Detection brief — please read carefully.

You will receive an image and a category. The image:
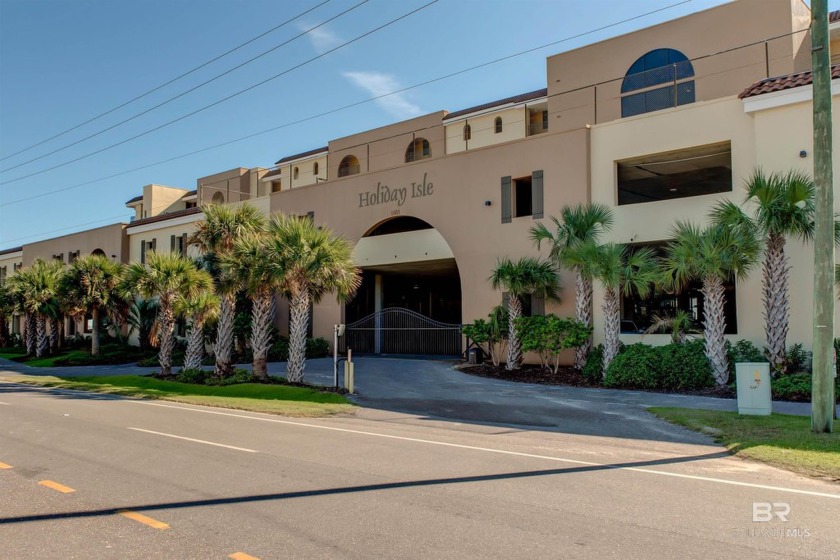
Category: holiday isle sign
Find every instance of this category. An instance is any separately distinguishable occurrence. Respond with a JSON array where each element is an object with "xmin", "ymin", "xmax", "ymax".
[{"xmin": 358, "ymin": 172, "xmax": 434, "ymax": 208}]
